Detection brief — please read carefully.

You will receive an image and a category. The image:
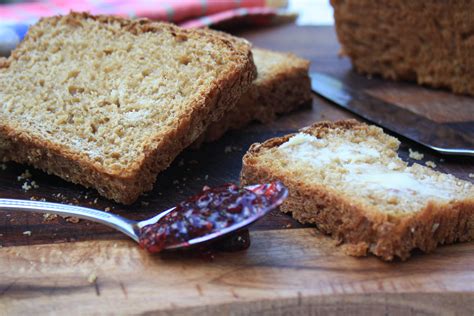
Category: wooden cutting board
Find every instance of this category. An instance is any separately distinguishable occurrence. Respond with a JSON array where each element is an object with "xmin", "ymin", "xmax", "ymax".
[{"xmin": 1, "ymin": 25, "xmax": 473, "ymax": 315}]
